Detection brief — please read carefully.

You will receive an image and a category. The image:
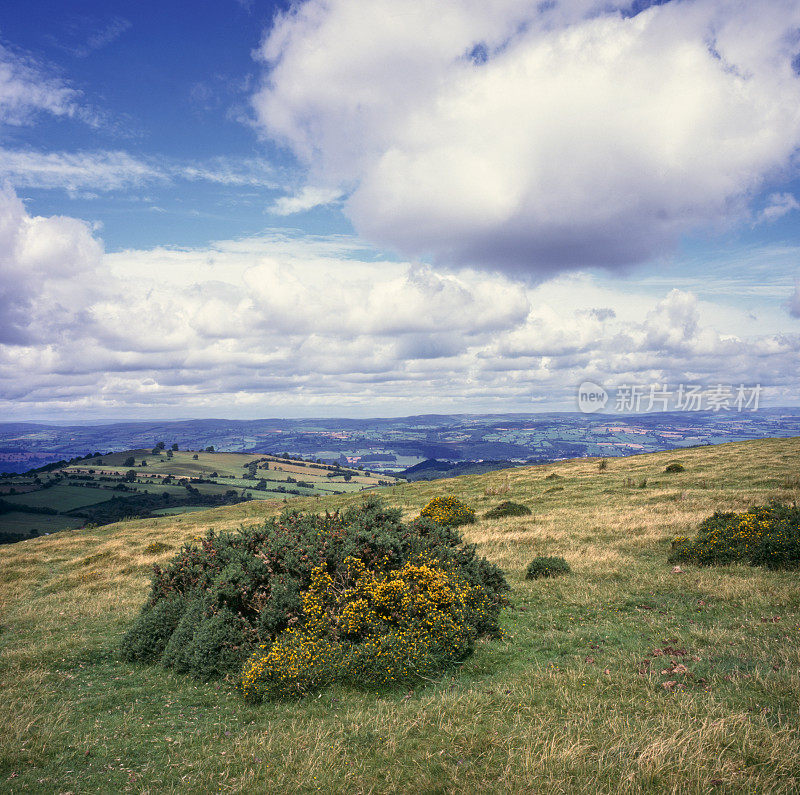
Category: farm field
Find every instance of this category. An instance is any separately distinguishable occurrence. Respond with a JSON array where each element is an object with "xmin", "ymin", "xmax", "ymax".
[
  {"xmin": 3, "ymin": 484, "xmax": 116, "ymax": 512},
  {"xmin": 0, "ymin": 511, "xmax": 83, "ymax": 537},
  {"xmin": 0, "ymin": 448, "xmax": 400, "ymax": 542},
  {"xmin": 1, "ymin": 437, "xmax": 799, "ymax": 792}
]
